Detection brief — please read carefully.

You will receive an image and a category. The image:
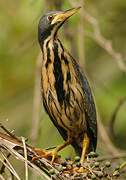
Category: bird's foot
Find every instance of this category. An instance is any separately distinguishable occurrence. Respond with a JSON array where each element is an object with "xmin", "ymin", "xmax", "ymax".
[
  {"xmin": 32, "ymin": 148, "xmax": 61, "ymax": 165},
  {"xmin": 74, "ymin": 166, "xmax": 86, "ymax": 173},
  {"xmin": 62, "ymin": 162, "xmax": 86, "ymax": 174}
]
